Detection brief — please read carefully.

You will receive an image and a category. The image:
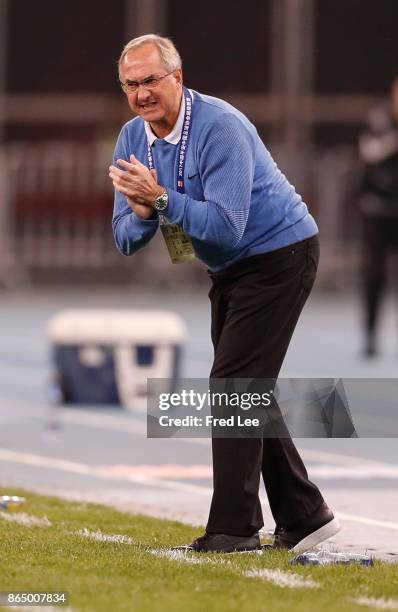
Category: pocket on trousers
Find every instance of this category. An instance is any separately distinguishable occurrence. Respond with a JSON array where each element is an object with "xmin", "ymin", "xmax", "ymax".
[{"xmin": 301, "ymin": 241, "xmax": 320, "ymax": 294}]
